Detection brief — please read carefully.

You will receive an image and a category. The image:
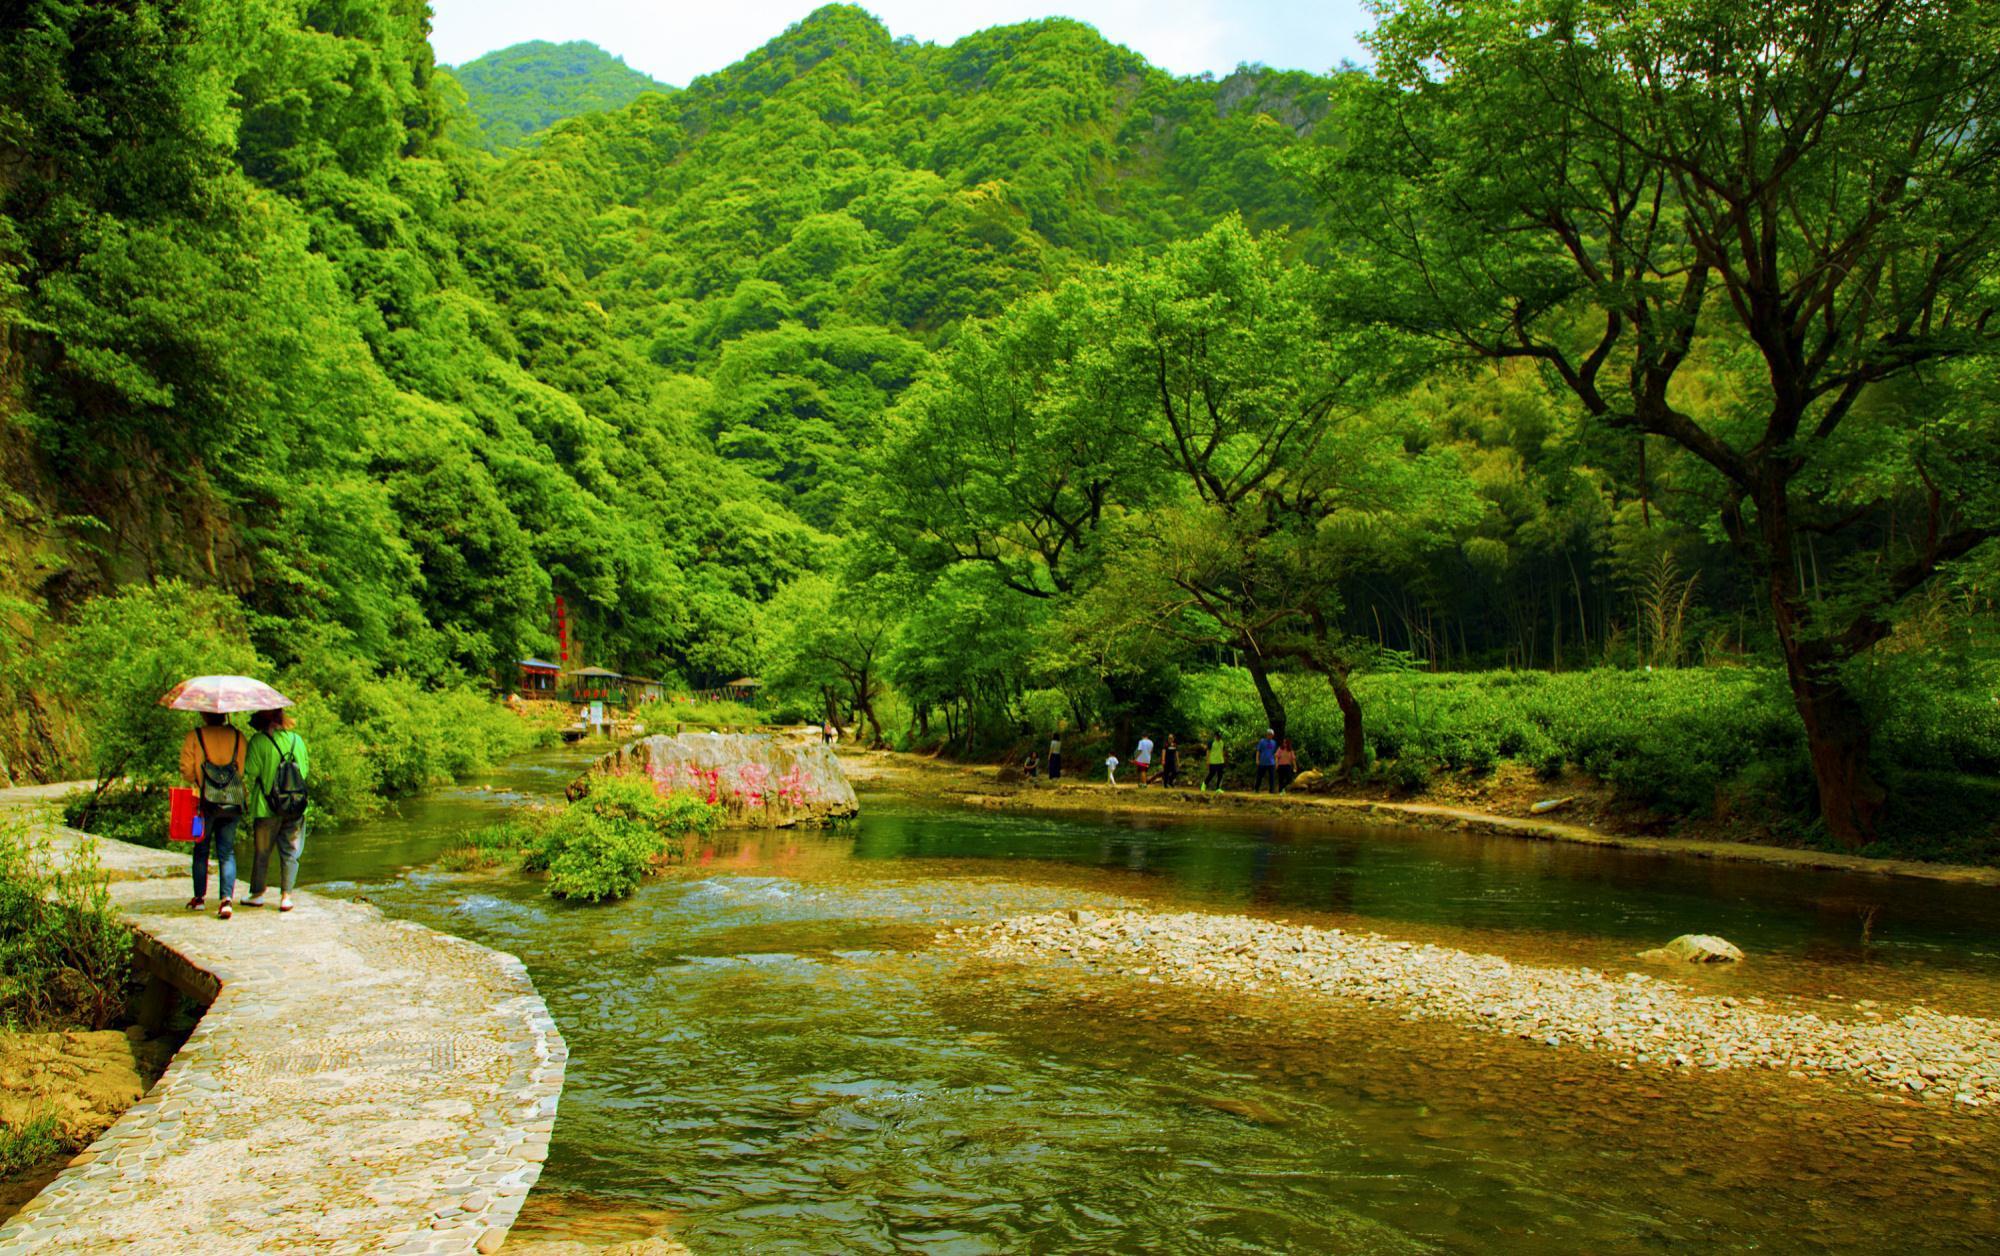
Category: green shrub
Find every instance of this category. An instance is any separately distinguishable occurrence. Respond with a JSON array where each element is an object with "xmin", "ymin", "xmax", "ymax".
[
  {"xmin": 666, "ymin": 699, "xmax": 769, "ymax": 730},
  {"xmin": 61, "ymin": 787, "xmax": 169, "ymax": 849},
  {"xmin": 479, "ymin": 774, "xmax": 722, "ymax": 901},
  {"xmin": 1378, "ymin": 755, "xmax": 1434, "ymax": 795},
  {"xmin": 0, "ymin": 815, "xmax": 132, "ymax": 1031},
  {"xmin": 52, "ymin": 583, "xmax": 261, "ymax": 790},
  {"xmin": 542, "ymin": 809, "xmax": 656, "ymax": 902}
]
